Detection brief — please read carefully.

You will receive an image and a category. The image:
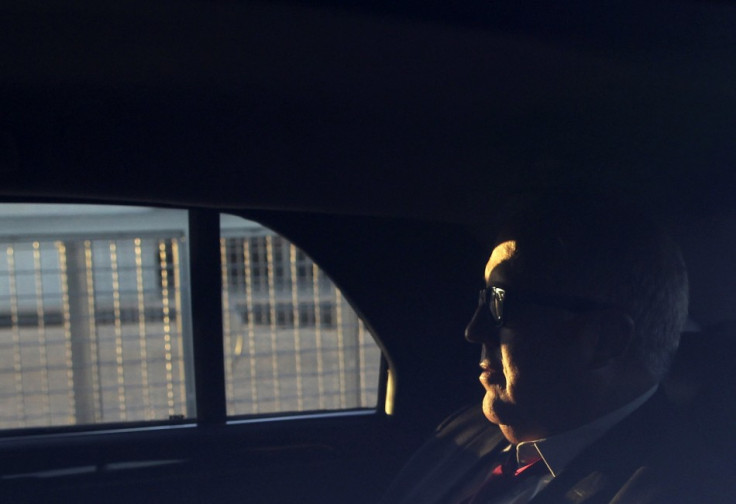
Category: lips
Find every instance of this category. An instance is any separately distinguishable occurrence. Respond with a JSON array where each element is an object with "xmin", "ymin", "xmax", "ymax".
[{"xmin": 479, "ymin": 360, "xmax": 504, "ymax": 386}]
